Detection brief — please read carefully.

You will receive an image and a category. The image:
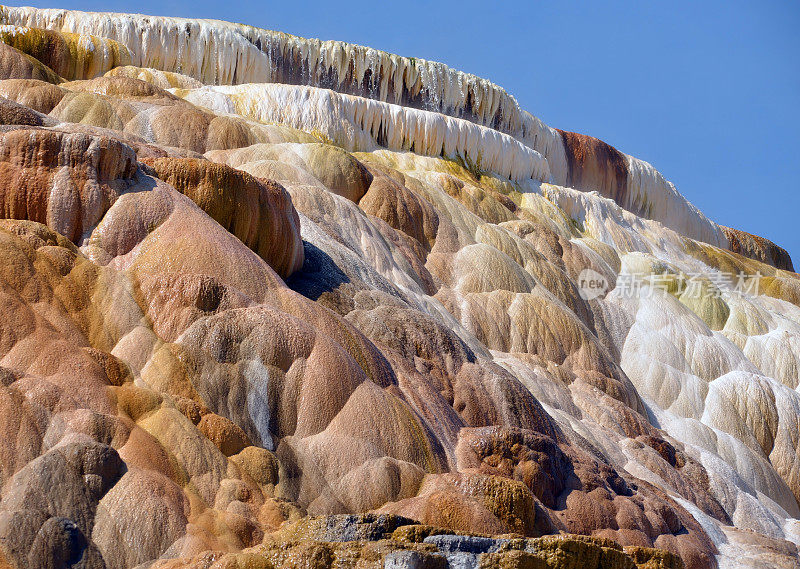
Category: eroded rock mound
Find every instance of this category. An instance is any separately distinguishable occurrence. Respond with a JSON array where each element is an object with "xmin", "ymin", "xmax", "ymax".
[
  {"xmin": 0, "ymin": 25, "xmax": 130, "ymax": 80},
  {"xmin": 143, "ymin": 156, "xmax": 304, "ymax": 278},
  {"xmin": 0, "ymin": 41, "xmax": 61, "ymax": 83},
  {"xmin": 0, "ymin": 128, "xmax": 137, "ymax": 241},
  {"xmin": 722, "ymin": 225, "xmax": 794, "ymax": 271}
]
